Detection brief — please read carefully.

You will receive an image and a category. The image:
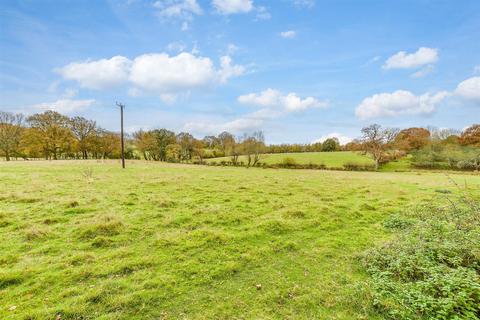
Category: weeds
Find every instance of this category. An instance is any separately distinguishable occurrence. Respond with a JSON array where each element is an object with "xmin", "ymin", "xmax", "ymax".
[{"xmin": 362, "ymin": 186, "xmax": 480, "ymax": 319}]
